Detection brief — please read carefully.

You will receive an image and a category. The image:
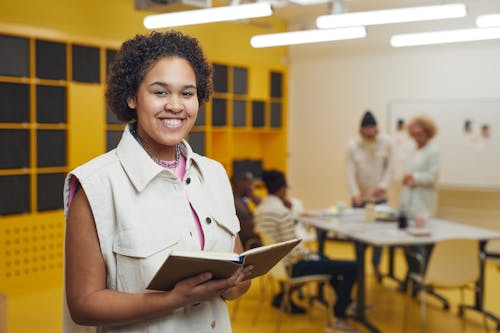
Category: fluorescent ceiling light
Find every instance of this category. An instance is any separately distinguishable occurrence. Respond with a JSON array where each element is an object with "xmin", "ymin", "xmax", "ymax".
[
  {"xmin": 250, "ymin": 26, "xmax": 366, "ymax": 48},
  {"xmin": 143, "ymin": 3, "xmax": 272, "ymax": 29},
  {"xmin": 390, "ymin": 27, "xmax": 500, "ymax": 47},
  {"xmin": 289, "ymin": 0, "xmax": 330, "ymax": 5},
  {"xmin": 476, "ymin": 13, "xmax": 500, "ymax": 28},
  {"xmin": 316, "ymin": 3, "xmax": 466, "ymax": 29}
]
